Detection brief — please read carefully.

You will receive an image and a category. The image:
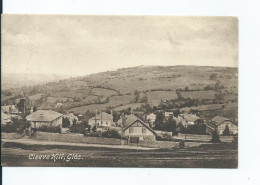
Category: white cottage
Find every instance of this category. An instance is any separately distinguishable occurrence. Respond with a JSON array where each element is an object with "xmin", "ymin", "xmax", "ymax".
[
  {"xmin": 26, "ymin": 109, "xmax": 63, "ymax": 128},
  {"xmin": 206, "ymin": 116, "xmax": 238, "ymax": 135},
  {"xmin": 88, "ymin": 112, "xmax": 114, "ymax": 128},
  {"xmin": 122, "ymin": 114, "xmax": 157, "ymax": 141}
]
